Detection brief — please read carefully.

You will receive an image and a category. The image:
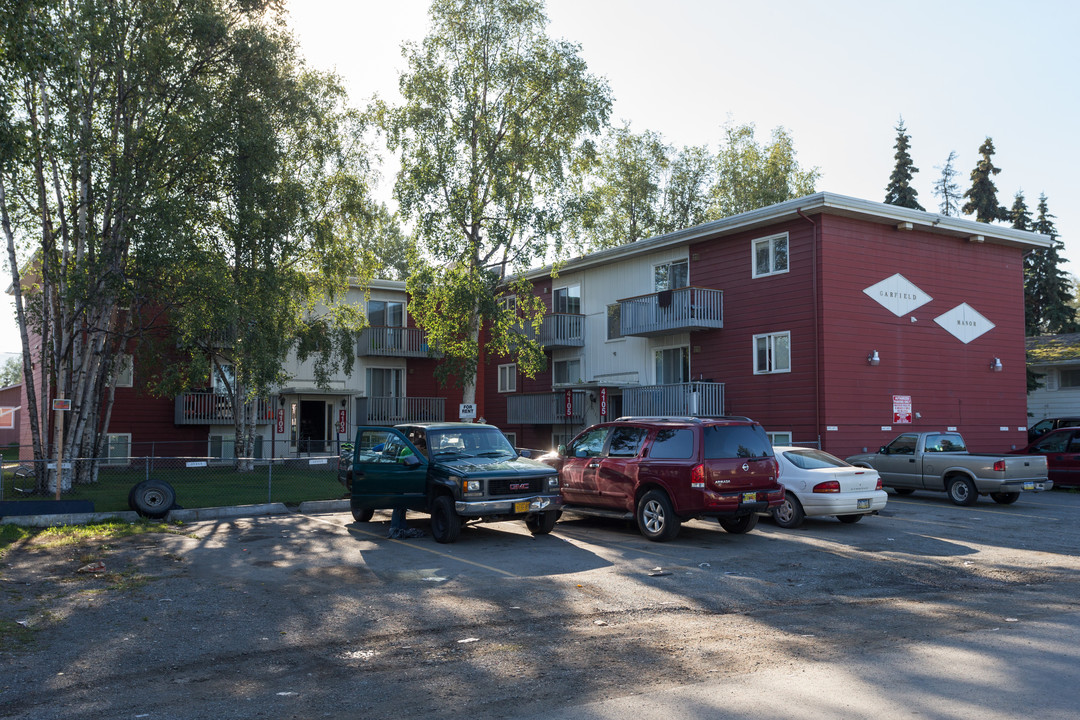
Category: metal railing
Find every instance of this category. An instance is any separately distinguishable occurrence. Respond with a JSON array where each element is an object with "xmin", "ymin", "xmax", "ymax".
[
  {"xmin": 622, "ymin": 382, "xmax": 725, "ymax": 417},
  {"xmin": 506, "ymin": 391, "xmax": 587, "ymax": 425},
  {"xmin": 356, "ymin": 326, "xmax": 439, "ymax": 358},
  {"xmin": 357, "ymin": 396, "xmax": 445, "ymax": 425},
  {"xmin": 619, "ymin": 286, "xmax": 723, "ymax": 337},
  {"xmin": 174, "ymin": 392, "xmax": 270, "ymax": 426}
]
